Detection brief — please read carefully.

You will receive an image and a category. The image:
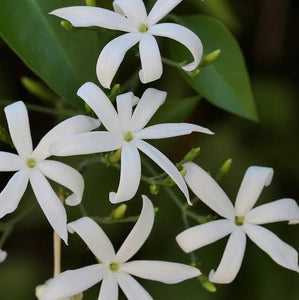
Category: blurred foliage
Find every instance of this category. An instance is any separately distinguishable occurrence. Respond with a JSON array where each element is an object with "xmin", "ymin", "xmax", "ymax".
[{"xmin": 0, "ymin": 0, "xmax": 299, "ymax": 299}]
